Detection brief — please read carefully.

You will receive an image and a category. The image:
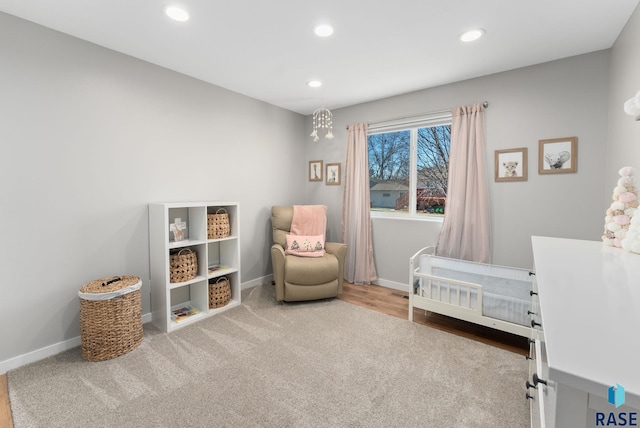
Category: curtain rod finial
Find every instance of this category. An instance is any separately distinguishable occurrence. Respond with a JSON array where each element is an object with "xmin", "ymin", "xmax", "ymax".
[{"xmin": 483, "ymin": 101, "xmax": 489, "ymax": 108}]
